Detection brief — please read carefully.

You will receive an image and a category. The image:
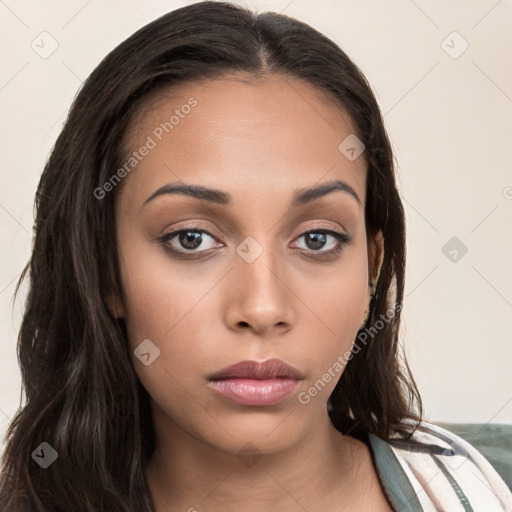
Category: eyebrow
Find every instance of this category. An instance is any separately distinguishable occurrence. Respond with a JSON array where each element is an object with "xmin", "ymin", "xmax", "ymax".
[{"xmin": 143, "ymin": 179, "xmax": 361, "ymax": 208}]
